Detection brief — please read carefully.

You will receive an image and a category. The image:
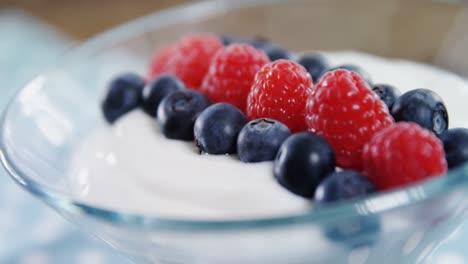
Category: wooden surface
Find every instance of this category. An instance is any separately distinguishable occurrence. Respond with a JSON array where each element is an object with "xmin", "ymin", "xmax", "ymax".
[
  {"xmin": 2, "ymin": 0, "xmax": 467, "ymax": 75},
  {"xmin": 0, "ymin": 0, "xmax": 190, "ymax": 39}
]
